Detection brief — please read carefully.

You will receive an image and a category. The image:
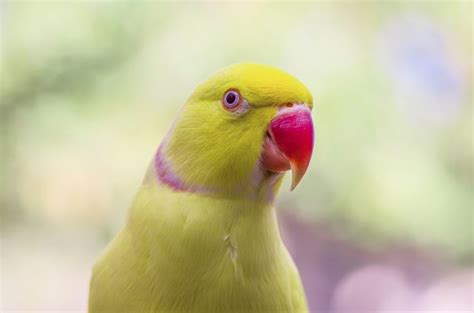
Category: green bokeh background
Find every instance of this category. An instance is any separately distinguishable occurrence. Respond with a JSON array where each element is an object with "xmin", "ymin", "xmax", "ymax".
[{"xmin": 1, "ymin": 2, "xmax": 472, "ymax": 312}]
